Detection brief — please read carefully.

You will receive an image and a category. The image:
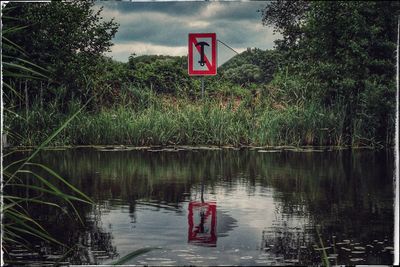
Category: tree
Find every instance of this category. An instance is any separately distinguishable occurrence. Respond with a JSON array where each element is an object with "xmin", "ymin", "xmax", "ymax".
[
  {"xmin": 3, "ymin": 1, "xmax": 119, "ymax": 105},
  {"xmin": 224, "ymin": 64, "xmax": 262, "ymax": 85},
  {"xmin": 127, "ymin": 55, "xmax": 192, "ymax": 94},
  {"xmin": 262, "ymin": 1, "xmax": 399, "ymax": 146},
  {"xmin": 262, "ymin": 0, "xmax": 310, "ymax": 53},
  {"xmin": 220, "ymin": 48, "xmax": 282, "ymax": 84}
]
